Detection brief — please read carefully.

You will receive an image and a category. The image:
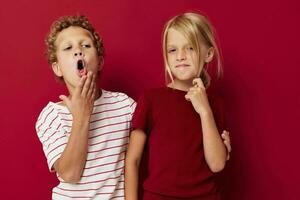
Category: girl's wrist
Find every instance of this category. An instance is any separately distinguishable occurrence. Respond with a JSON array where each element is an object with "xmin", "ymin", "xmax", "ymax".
[{"xmin": 198, "ymin": 108, "xmax": 213, "ymax": 118}]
